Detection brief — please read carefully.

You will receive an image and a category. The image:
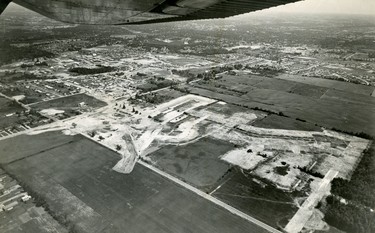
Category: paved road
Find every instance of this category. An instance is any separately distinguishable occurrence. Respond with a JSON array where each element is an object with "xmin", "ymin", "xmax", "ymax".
[{"xmin": 284, "ymin": 169, "xmax": 339, "ymax": 233}]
